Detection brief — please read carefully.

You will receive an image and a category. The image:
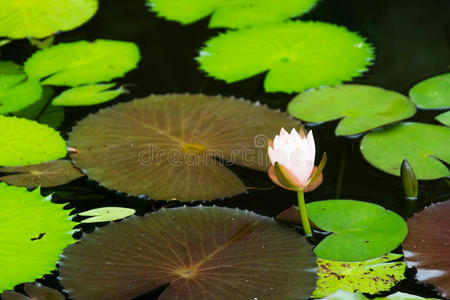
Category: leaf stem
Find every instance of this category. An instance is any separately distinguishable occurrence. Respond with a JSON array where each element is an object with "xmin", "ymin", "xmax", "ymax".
[{"xmin": 297, "ymin": 189, "xmax": 312, "ymax": 236}]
